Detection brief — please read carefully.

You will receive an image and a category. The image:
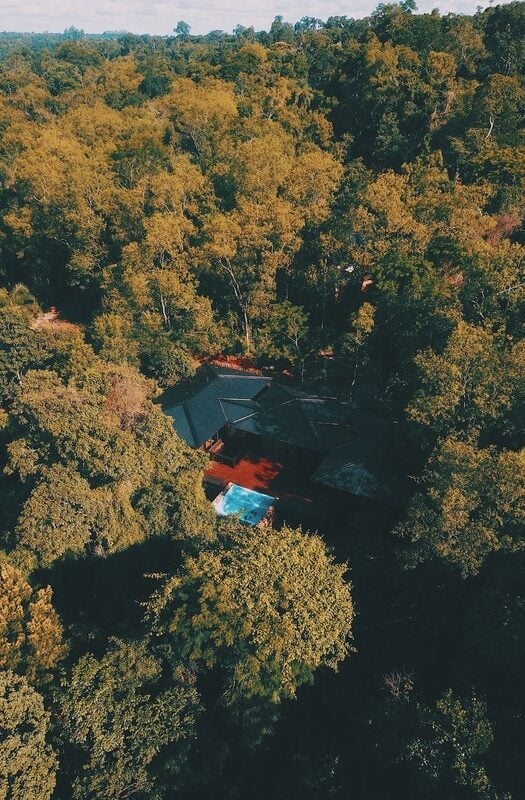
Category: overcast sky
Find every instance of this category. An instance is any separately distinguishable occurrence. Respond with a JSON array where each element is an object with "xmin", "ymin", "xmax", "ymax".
[{"xmin": 0, "ymin": 0, "xmax": 509, "ymax": 36}]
